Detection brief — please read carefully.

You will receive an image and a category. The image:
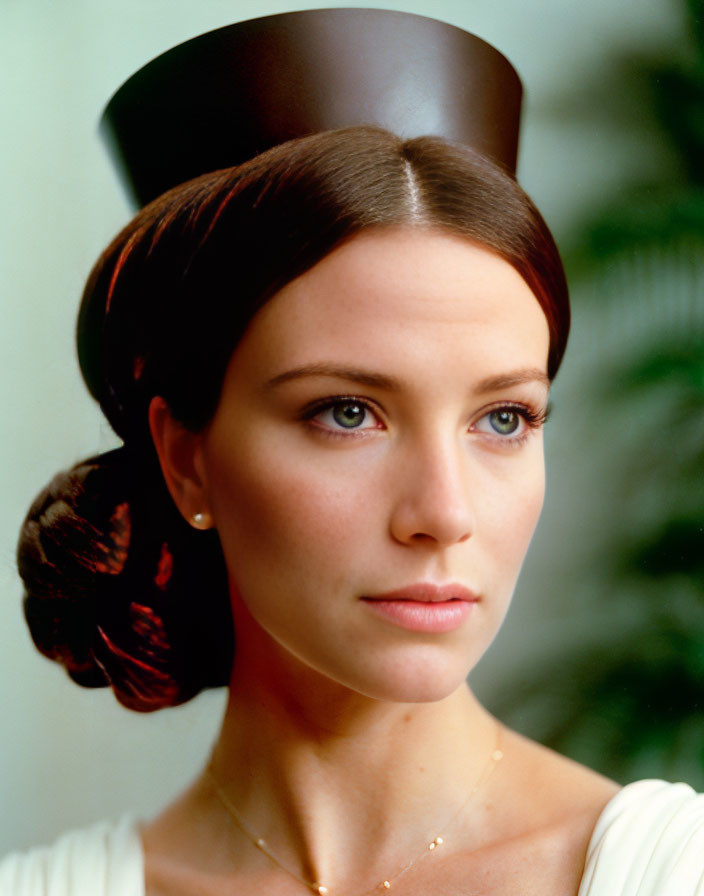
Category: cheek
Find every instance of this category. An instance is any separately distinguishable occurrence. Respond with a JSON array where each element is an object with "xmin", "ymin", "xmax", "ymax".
[
  {"xmin": 481, "ymin": 448, "xmax": 545, "ymax": 581},
  {"xmin": 203, "ymin": 434, "xmax": 379, "ymax": 594},
  {"xmin": 204, "ymin": 416, "xmax": 546, "ymax": 610}
]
